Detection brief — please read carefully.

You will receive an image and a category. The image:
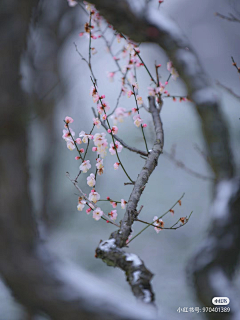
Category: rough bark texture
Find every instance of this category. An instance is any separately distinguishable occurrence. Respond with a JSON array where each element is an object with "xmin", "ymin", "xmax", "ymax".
[{"xmin": 95, "ymin": 96, "xmax": 163, "ymax": 303}]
